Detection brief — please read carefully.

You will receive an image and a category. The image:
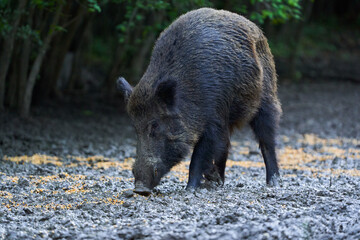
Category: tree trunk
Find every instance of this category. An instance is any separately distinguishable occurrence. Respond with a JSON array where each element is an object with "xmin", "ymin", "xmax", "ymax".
[
  {"xmin": 49, "ymin": 3, "xmax": 87, "ymax": 97},
  {"xmin": 7, "ymin": 45, "xmax": 20, "ymax": 108},
  {"xmin": 38, "ymin": 3, "xmax": 80, "ymax": 99},
  {"xmin": 104, "ymin": 7, "xmax": 138, "ymax": 96},
  {"xmin": 67, "ymin": 14, "xmax": 93, "ymax": 91},
  {"xmin": 18, "ymin": 7, "xmax": 34, "ymax": 112},
  {"xmin": 20, "ymin": 4, "xmax": 63, "ymax": 117},
  {"xmin": 0, "ymin": 0, "xmax": 27, "ymax": 110}
]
